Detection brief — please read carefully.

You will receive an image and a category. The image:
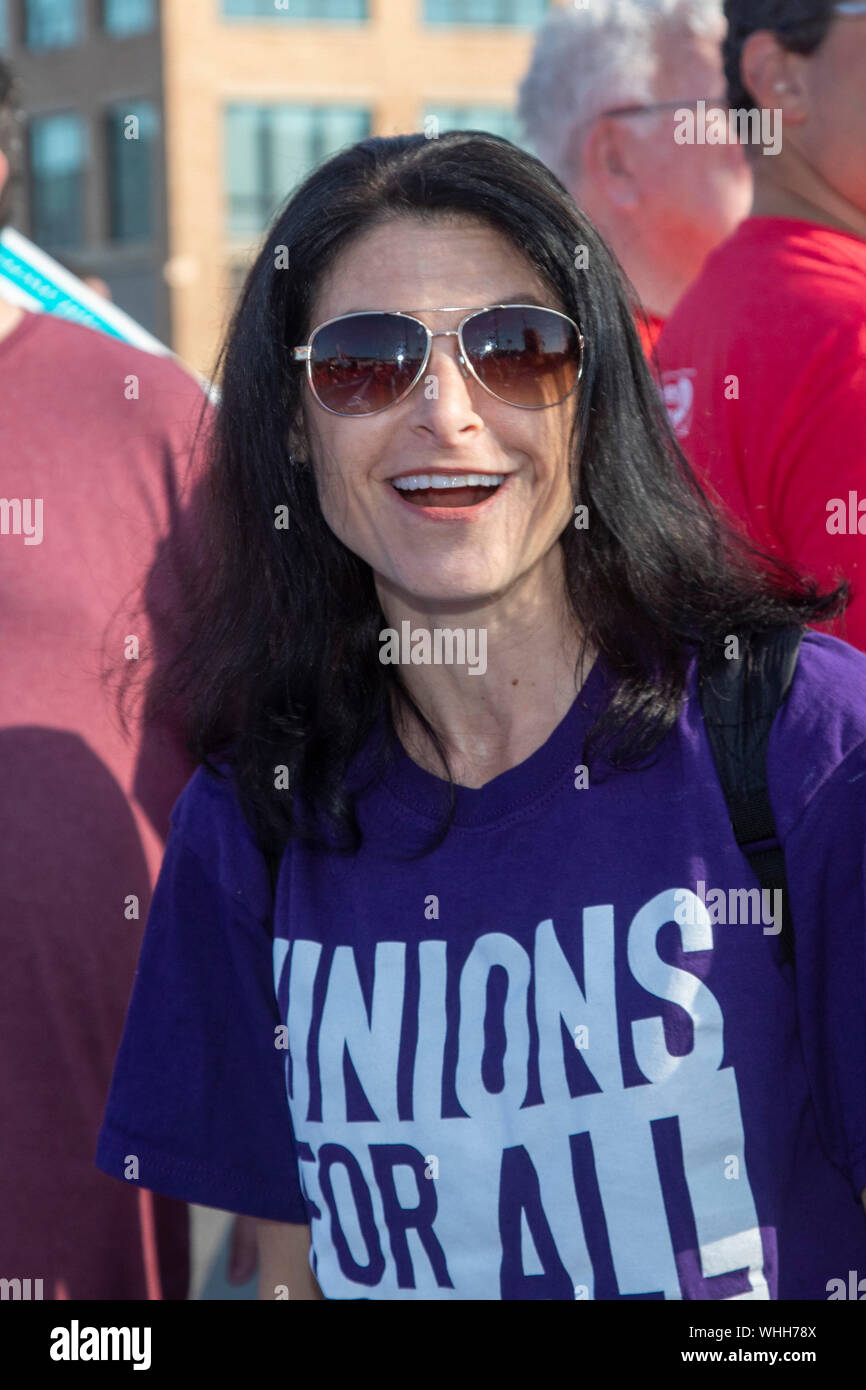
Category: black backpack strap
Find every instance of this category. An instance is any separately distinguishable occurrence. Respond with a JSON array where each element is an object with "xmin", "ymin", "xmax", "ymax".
[
  {"xmin": 698, "ymin": 626, "xmax": 804, "ymax": 964},
  {"xmin": 265, "ymin": 849, "xmax": 279, "ymax": 899}
]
